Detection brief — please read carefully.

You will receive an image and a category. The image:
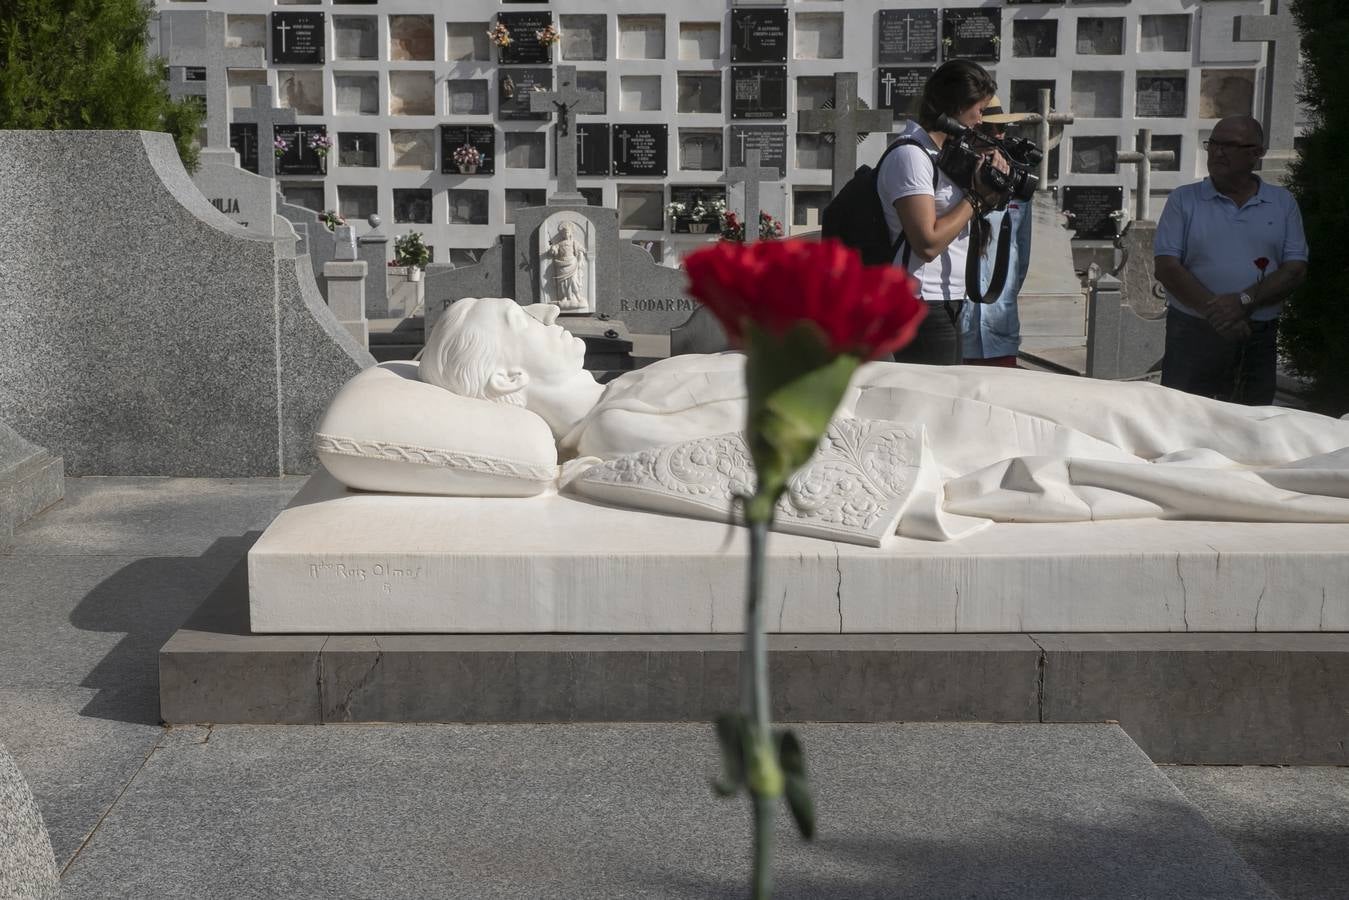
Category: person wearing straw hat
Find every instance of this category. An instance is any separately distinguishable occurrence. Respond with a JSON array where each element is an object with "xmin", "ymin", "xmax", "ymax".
[{"xmin": 960, "ymin": 95, "xmax": 1035, "ymax": 367}]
